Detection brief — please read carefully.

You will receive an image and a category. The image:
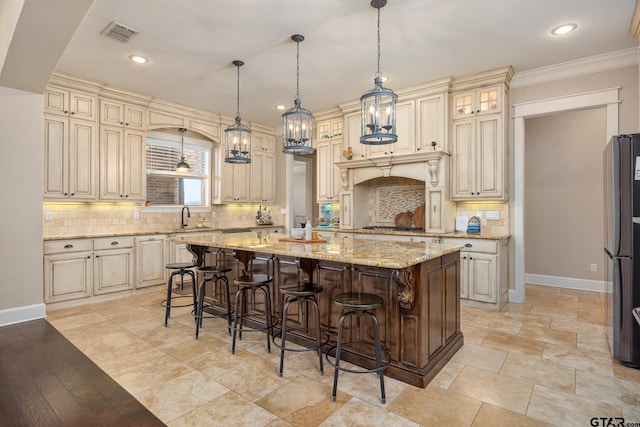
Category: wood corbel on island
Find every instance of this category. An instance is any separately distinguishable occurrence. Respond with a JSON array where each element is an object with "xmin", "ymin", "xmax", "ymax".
[{"xmin": 179, "ymin": 231, "xmax": 463, "ymax": 388}]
